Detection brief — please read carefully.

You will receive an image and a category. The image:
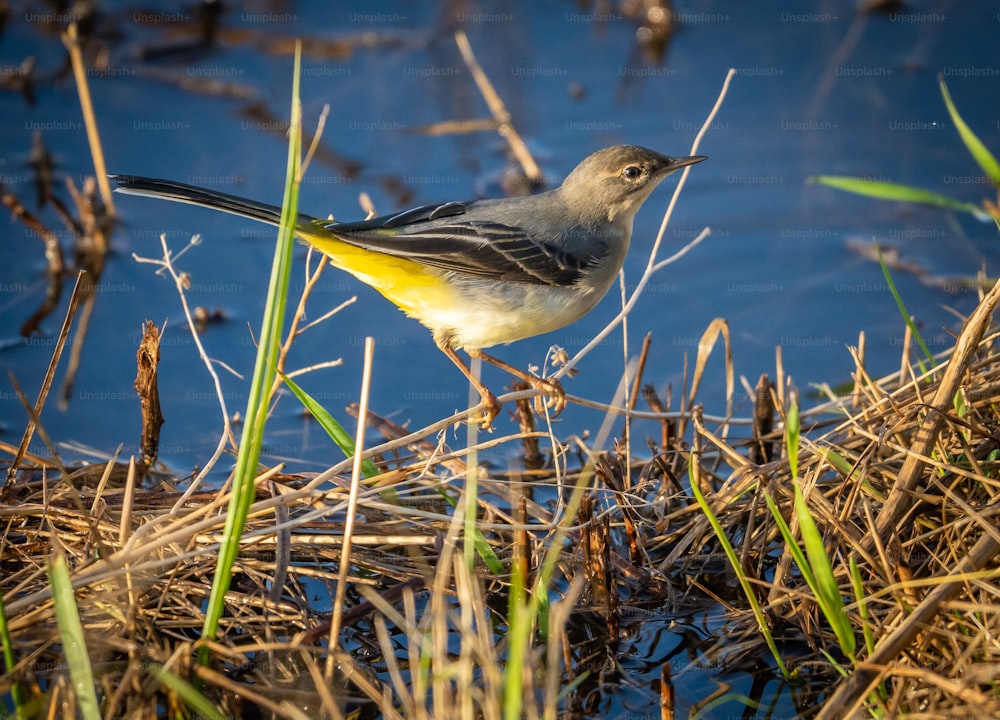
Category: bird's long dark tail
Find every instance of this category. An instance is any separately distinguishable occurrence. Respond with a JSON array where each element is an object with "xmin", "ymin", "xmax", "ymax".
[
  {"xmin": 110, "ymin": 175, "xmax": 316, "ymax": 228},
  {"xmin": 111, "ymin": 174, "xmax": 442, "ymax": 310}
]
